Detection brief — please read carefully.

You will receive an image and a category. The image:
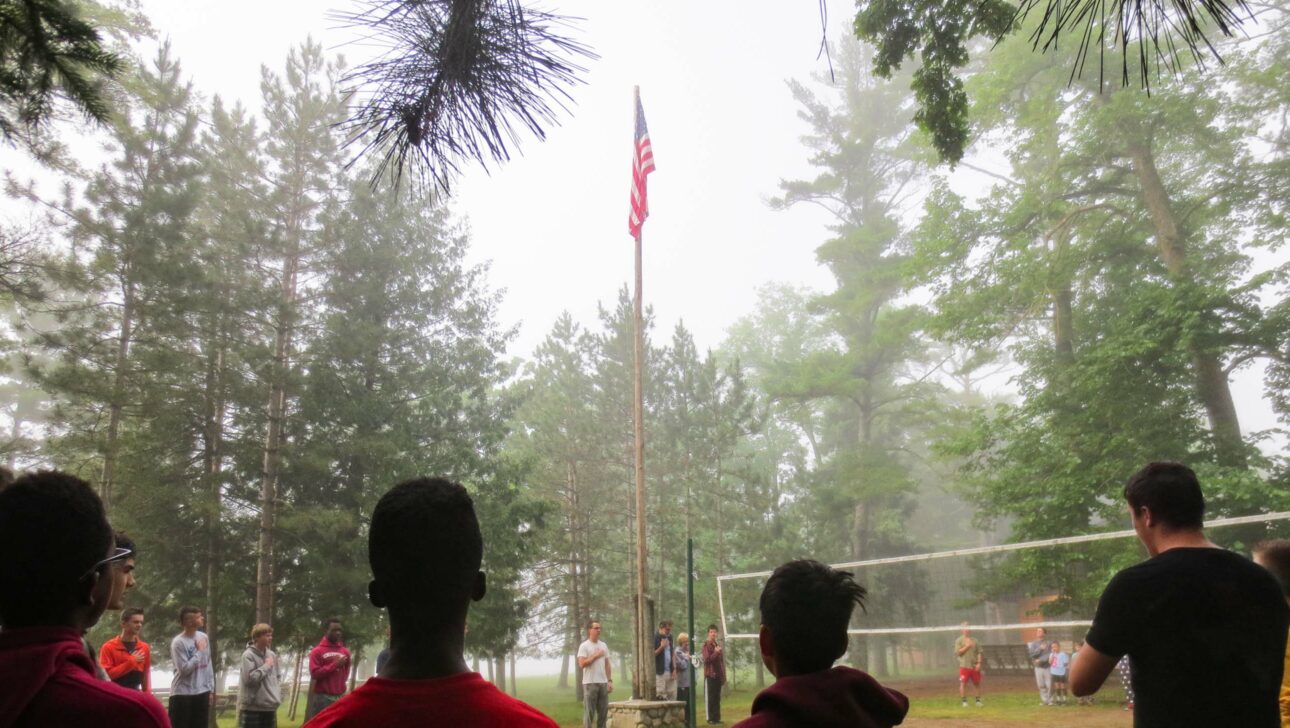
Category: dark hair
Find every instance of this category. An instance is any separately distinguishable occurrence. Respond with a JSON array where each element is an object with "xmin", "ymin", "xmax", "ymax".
[
  {"xmin": 178, "ymin": 605, "xmax": 202, "ymax": 625},
  {"xmin": 114, "ymin": 531, "xmax": 136, "ymax": 558},
  {"xmin": 707, "ymin": 624, "xmax": 718, "ymax": 633},
  {"xmin": 322, "ymin": 617, "xmax": 342, "ymax": 632},
  {"xmin": 659, "ymin": 619, "xmax": 671, "ymax": 628},
  {"xmin": 759, "ymin": 559, "xmax": 868, "ymax": 674},
  {"xmin": 1123, "ymin": 462, "xmax": 1205, "ymax": 530},
  {"xmin": 1254, "ymin": 540, "xmax": 1290, "ymax": 598},
  {"xmin": 122, "ymin": 607, "xmax": 145, "ymax": 623},
  {"xmin": 0, "ymin": 470, "xmax": 113, "ymax": 627},
  {"xmin": 369, "ymin": 477, "xmax": 483, "ymax": 616},
  {"xmin": 587, "ymin": 620, "xmax": 600, "ymax": 631}
]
